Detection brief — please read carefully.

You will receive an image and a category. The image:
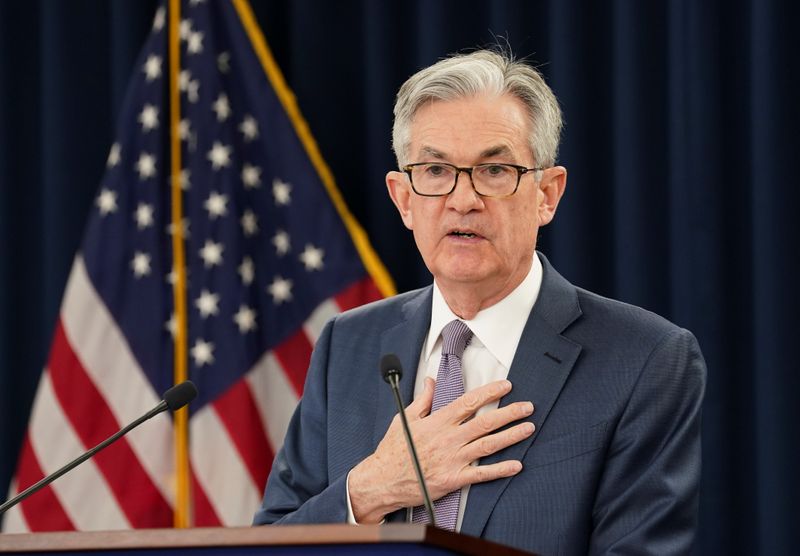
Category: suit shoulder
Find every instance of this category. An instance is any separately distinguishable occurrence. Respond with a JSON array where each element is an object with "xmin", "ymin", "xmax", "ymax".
[
  {"xmin": 331, "ymin": 286, "xmax": 430, "ymax": 330},
  {"xmin": 572, "ymin": 287, "xmax": 696, "ymax": 348}
]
